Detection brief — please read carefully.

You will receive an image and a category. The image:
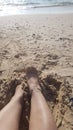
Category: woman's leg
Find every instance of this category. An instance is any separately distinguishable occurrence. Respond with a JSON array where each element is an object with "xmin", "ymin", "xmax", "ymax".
[
  {"xmin": 26, "ymin": 67, "xmax": 57, "ymax": 130},
  {"xmin": 0, "ymin": 85, "xmax": 24, "ymax": 130}
]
